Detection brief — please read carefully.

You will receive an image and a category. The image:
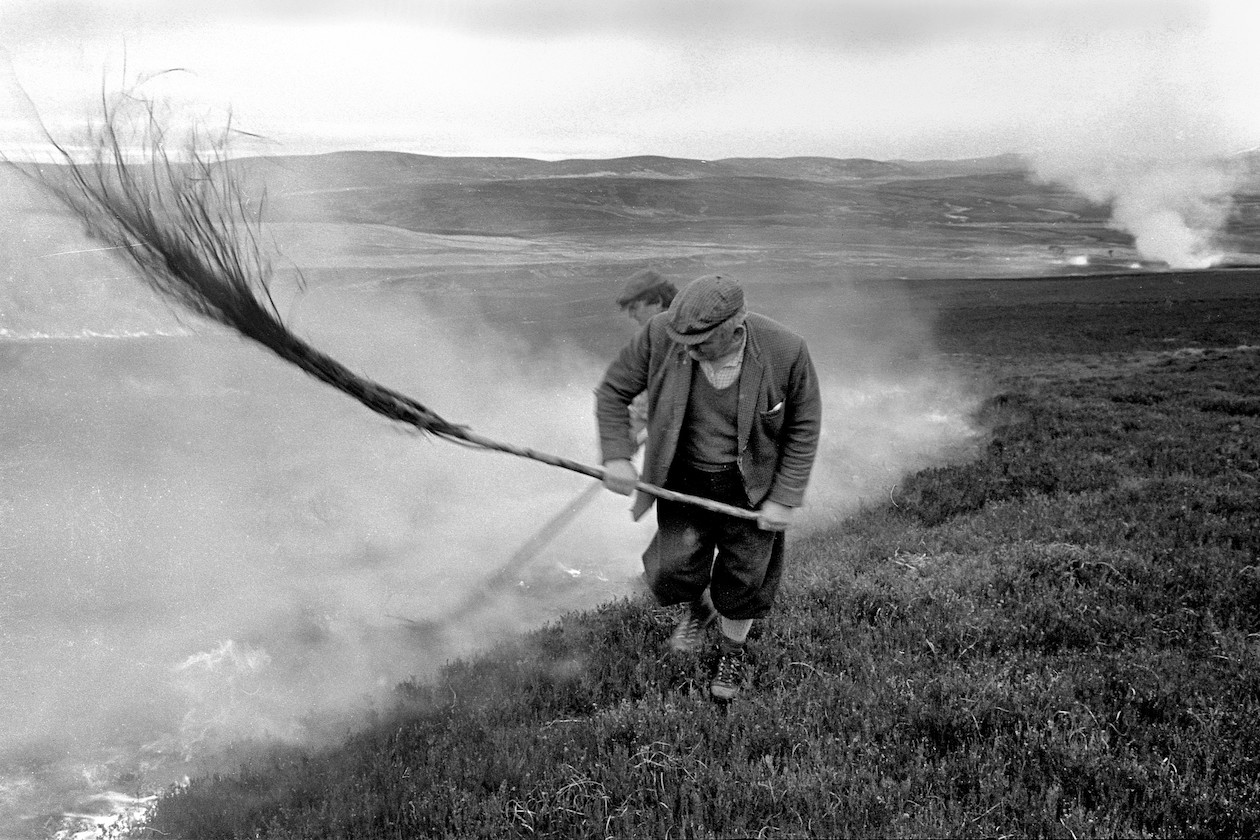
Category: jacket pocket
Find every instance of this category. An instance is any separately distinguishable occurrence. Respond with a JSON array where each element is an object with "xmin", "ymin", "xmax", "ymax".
[{"xmin": 758, "ymin": 400, "xmax": 785, "ymax": 437}]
